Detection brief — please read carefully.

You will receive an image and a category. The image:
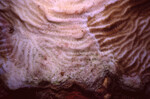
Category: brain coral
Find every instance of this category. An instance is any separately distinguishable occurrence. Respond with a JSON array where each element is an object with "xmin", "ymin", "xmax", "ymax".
[{"xmin": 0, "ymin": 0, "xmax": 150, "ymax": 98}]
